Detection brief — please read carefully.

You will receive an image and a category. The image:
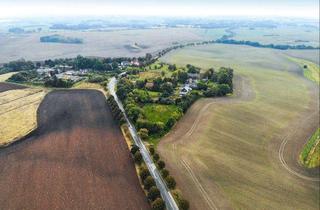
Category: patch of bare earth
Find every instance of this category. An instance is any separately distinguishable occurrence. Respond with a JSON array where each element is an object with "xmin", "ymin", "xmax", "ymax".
[{"xmin": 0, "ymin": 90, "xmax": 149, "ymax": 210}]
